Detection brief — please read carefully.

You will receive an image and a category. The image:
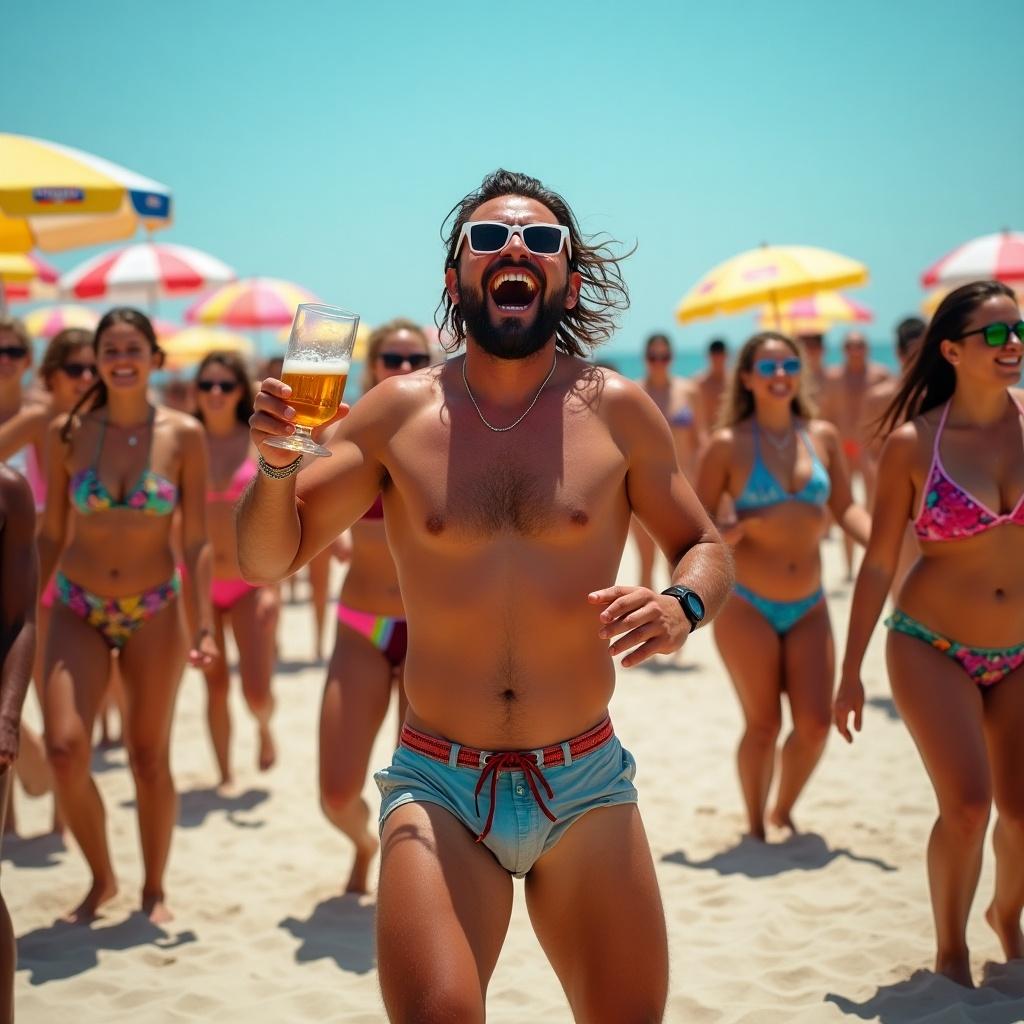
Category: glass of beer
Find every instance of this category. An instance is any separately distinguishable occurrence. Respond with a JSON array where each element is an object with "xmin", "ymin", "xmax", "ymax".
[{"xmin": 264, "ymin": 303, "xmax": 359, "ymax": 459}]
